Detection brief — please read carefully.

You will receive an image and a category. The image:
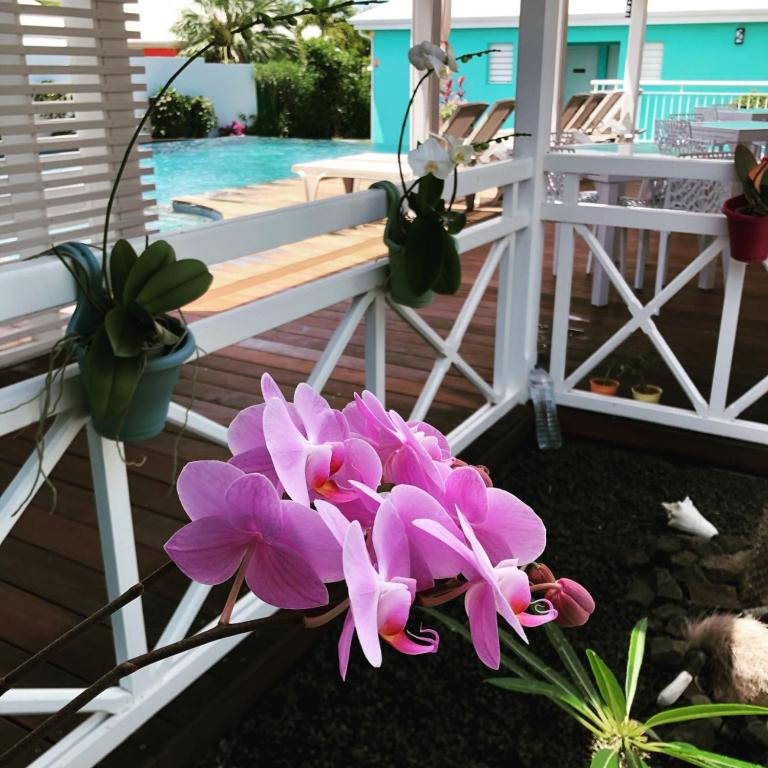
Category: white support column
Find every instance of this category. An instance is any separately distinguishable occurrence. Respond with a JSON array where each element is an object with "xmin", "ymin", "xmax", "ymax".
[
  {"xmin": 365, "ymin": 290, "xmax": 387, "ymax": 403},
  {"xmin": 507, "ymin": 0, "xmax": 561, "ymax": 394},
  {"xmin": 87, "ymin": 425, "xmax": 148, "ymax": 694},
  {"xmin": 621, "ymin": 0, "xmax": 648, "ymax": 139},
  {"xmin": 551, "ymin": 0, "xmax": 570, "ymax": 134},
  {"xmin": 410, "ymin": 0, "xmax": 441, "ymax": 148}
]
